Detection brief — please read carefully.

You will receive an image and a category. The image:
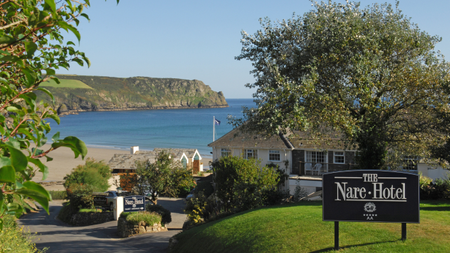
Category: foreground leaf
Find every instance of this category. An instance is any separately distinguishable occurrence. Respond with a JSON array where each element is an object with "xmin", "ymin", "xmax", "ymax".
[
  {"xmin": 52, "ymin": 136, "xmax": 88, "ymax": 159},
  {"xmin": 0, "ymin": 166, "xmax": 15, "ymax": 183}
]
